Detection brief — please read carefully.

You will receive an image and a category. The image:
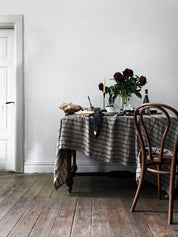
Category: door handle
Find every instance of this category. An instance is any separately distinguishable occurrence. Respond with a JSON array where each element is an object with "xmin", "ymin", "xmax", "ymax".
[{"xmin": 5, "ymin": 101, "xmax": 15, "ymax": 104}]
